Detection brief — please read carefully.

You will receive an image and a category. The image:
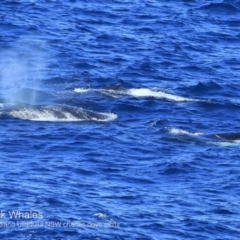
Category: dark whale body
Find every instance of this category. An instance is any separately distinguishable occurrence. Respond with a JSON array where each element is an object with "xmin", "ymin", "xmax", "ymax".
[
  {"xmin": 103, "ymin": 84, "xmax": 121, "ymax": 91},
  {"xmin": 1, "ymin": 105, "xmax": 111, "ymax": 121},
  {"xmin": 205, "ymin": 132, "xmax": 240, "ymax": 141}
]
